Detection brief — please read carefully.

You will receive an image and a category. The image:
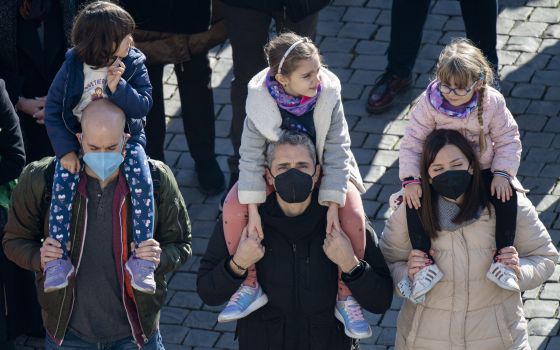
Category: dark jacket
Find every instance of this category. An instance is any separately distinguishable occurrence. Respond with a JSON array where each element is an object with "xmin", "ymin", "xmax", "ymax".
[
  {"xmin": 44, "ymin": 47, "xmax": 152, "ymax": 158},
  {"xmin": 0, "ymin": 79, "xmax": 25, "ymax": 186},
  {"xmin": 197, "ymin": 190, "xmax": 393, "ymax": 350},
  {"xmin": 2, "ymin": 157, "xmax": 192, "ymax": 347},
  {"xmin": 220, "ymin": 0, "xmax": 330, "ymax": 22},
  {"xmin": 120, "ymin": 0, "xmax": 211, "ymax": 35}
]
